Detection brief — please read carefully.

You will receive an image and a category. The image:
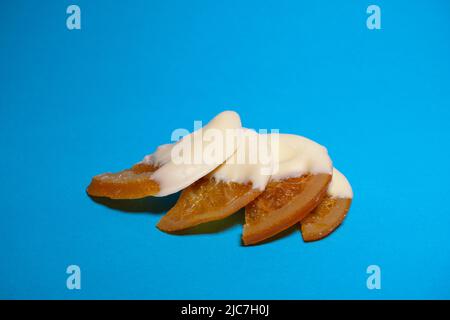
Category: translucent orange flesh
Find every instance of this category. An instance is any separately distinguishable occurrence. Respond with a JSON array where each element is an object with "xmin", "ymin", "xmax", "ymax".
[
  {"xmin": 300, "ymin": 196, "xmax": 352, "ymax": 242},
  {"xmin": 243, "ymin": 174, "xmax": 331, "ymax": 245},
  {"xmin": 157, "ymin": 177, "xmax": 262, "ymax": 232},
  {"xmin": 86, "ymin": 163, "xmax": 160, "ymax": 199}
]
